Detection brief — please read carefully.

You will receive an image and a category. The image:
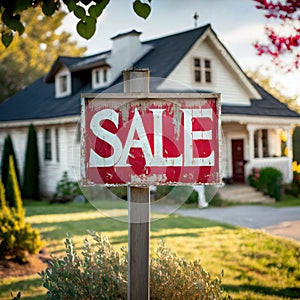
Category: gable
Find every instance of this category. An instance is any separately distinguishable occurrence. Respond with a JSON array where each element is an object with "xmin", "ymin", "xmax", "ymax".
[{"xmin": 158, "ymin": 29, "xmax": 260, "ymax": 106}]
